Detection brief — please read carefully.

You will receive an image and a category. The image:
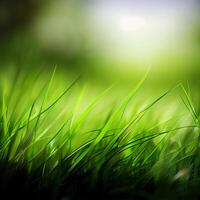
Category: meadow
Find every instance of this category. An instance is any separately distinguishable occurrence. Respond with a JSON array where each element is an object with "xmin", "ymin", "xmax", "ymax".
[
  {"xmin": 0, "ymin": 66, "xmax": 199, "ymax": 199},
  {"xmin": 0, "ymin": 1, "xmax": 200, "ymax": 199}
]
